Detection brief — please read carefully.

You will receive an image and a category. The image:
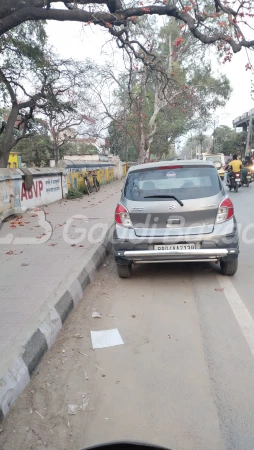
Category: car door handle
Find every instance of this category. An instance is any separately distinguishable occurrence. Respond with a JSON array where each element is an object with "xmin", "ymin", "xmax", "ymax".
[{"xmin": 167, "ymin": 219, "xmax": 180, "ymax": 225}]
